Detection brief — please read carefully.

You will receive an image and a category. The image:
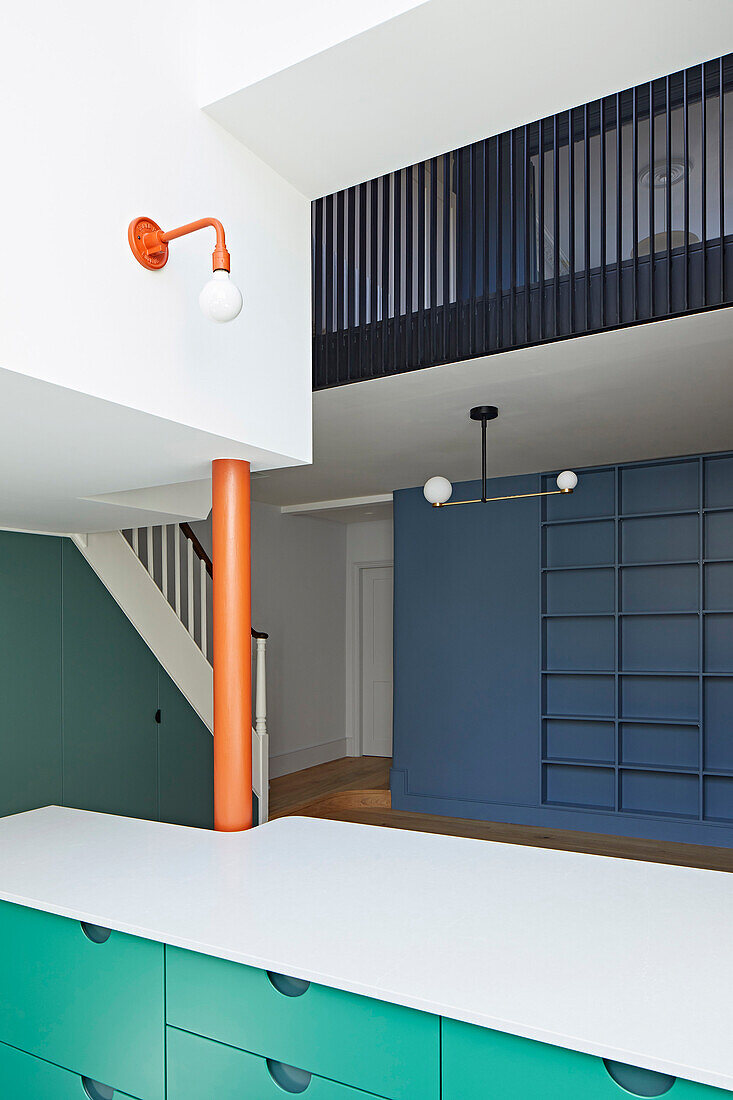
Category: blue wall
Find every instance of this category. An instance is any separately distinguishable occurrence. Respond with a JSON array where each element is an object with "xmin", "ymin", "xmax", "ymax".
[{"xmin": 392, "ymin": 451, "xmax": 733, "ymax": 846}]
